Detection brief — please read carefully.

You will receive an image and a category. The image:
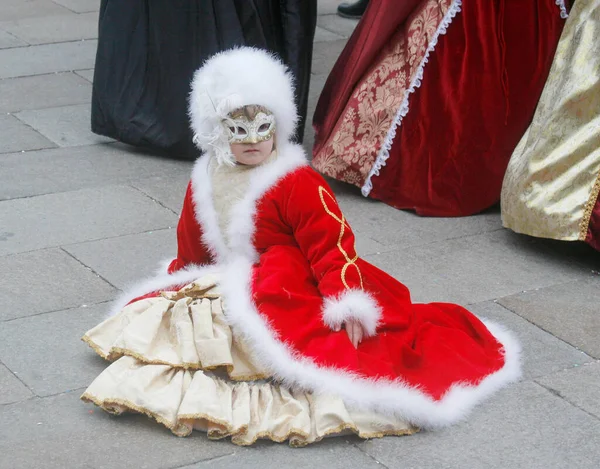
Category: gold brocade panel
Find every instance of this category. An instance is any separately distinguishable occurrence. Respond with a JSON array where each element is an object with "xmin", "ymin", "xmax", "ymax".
[{"xmin": 501, "ymin": 0, "xmax": 600, "ymax": 241}]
